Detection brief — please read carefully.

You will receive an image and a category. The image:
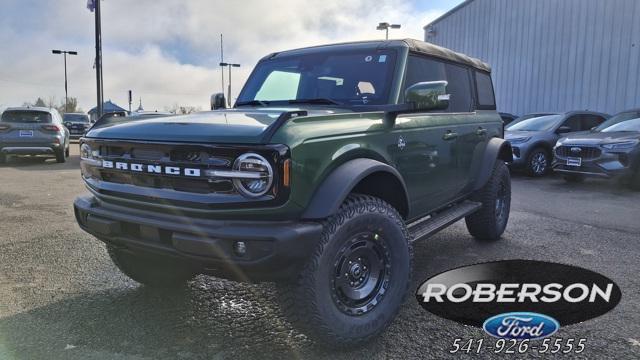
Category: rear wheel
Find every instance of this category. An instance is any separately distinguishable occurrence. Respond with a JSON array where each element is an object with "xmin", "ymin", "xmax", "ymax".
[
  {"xmin": 526, "ymin": 148, "xmax": 550, "ymax": 177},
  {"xmin": 55, "ymin": 148, "xmax": 66, "ymax": 163},
  {"xmin": 466, "ymin": 161, "xmax": 511, "ymax": 241},
  {"xmin": 563, "ymin": 174, "xmax": 585, "ymax": 183},
  {"xmin": 107, "ymin": 246, "xmax": 195, "ymax": 287},
  {"xmin": 277, "ymin": 194, "xmax": 412, "ymax": 346}
]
